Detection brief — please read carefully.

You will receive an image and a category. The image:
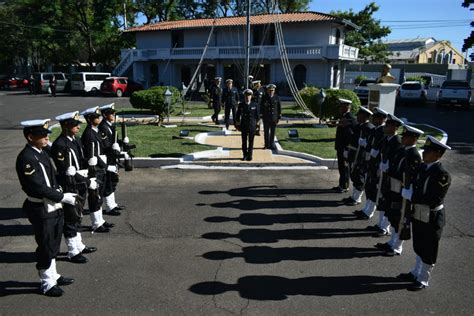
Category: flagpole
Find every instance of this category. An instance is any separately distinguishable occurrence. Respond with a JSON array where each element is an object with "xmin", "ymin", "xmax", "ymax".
[{"xmin": 245, "ymin": 0, "xmax": 251, "ymax": 89}]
